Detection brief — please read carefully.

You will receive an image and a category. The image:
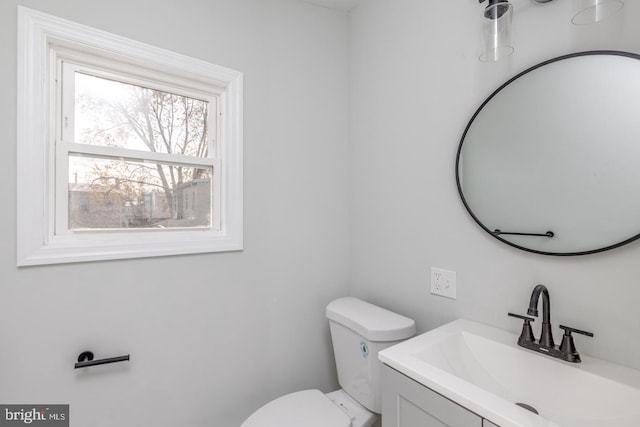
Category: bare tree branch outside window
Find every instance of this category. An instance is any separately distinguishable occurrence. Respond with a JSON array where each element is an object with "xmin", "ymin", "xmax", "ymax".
[{"xmin": 69, "ymin": 73, "xmax": 212, "ymax": 229}]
